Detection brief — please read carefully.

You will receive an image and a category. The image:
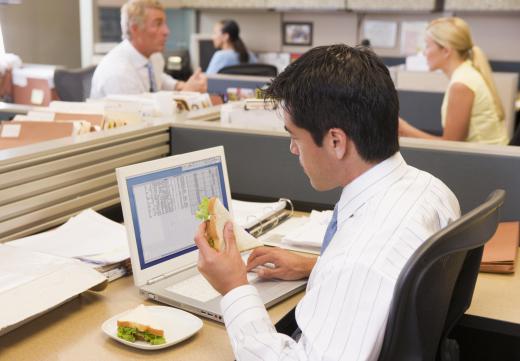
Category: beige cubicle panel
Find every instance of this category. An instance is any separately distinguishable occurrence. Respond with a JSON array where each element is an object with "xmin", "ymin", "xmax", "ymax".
[
  {"xmin": 395, "ymin": 68, "xmax": 519, "ymax": 138},
  {"xmin": 0, "ymin": 120, "xmax": 172, "ymax": 243}
]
